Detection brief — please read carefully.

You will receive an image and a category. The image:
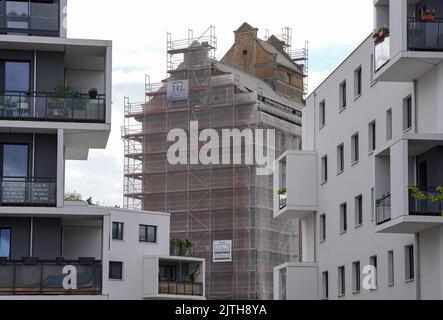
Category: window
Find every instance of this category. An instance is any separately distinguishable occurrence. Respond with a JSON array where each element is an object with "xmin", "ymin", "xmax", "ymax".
[
  {"xmin": 355, "ymin": 195, "xmax": 363, "ymax": 227},
  {"xmin": 386, "ymin": 109, "xmax": 393, "ymax": 141},
  {"xmin": 160, "ymin": 264, "xmax": 176, "ymax": 281},
  {"xmin": 6, "ymin": 1, "xmax": 29, "ymax": 29},
  {"xmin": 5, "ymin": 61, "xmax": 31, "ymax": 93},
  {"xmin": 0, "ymin": 228, "xmax": 11, "ymax": 258},
  {"xmin": 2, "ymin": 144, "xmax": 28, "ymax": 178},
  {"xmin": 320, "ymin": 214, "xmax": 326, "ymax": 242},
  {"xmin": 286, "ymin": 72, "xmax": 292, "ymax": 84},
  {"xmin": 112, "ymin": 222, "xmax": 124, "ymax": 241},
  {"xmin": 322, "ymin": 271, "xmax": 329, "ymax": 300},
  {"xmin": 351, "ymin": 133, "xmax": 360, "ymax": 164},
  {"xmin": 340, "ymin": 203, "xmax": 348, "ymax": 234},
  {"xmin": 337, "ymin": 144, "xmax": 344, "ymax": 174},
  {"xmin": 319, "ymin": 100, "xmax": 326, "ymax": 128},
  {"xmin": 109, "ymin": 261, "xmax": 123, "ymax": 280},
  {"xmin": 242, "ymin": 50, "xmax": 248, "ymax": 56},
  {"xmin": 339, "ymin": 81, "xmax": 347, "ymax": 110},
  {"xmin": 371, "ymin": 188, "xmax": 375, "ymax": 221},
  {"xmin": 338, "ymin": 266, "xmax": 345, "ymax": 296},
  {"xmin": 139, "ymin": 225, "xmax": 157, "ymax": 243},
  {"xmin": 370, "ymin": 54, "xmax": 375, "ymax": 84},
  {"xmin": 321, "ymin": 155, "xmax": 328, "ymax": 184},
  {"xmin": 368, "ymin": 121, "xmax": 376, "ymax": 152},
  {"xmin": 352, "ymin": 261, "xmax": 361, "ymax": 293},
  {"xmin": 354, "ymin": 66, "xmax": 362, "ymax": 97},
  {"xmin": 388, "ymin": 250, "xmax": 394, "ymax": 286},
  {"xmin": 403, "ymin": 96, "xmax": 412, "ymax": 131},
  {"xmin": 405, "ymin": 245, "xmax": 415, "ymax": 281},
  {"xmin": 370, "ymin": 255, "xmax": 378, "ymax": 288}
]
